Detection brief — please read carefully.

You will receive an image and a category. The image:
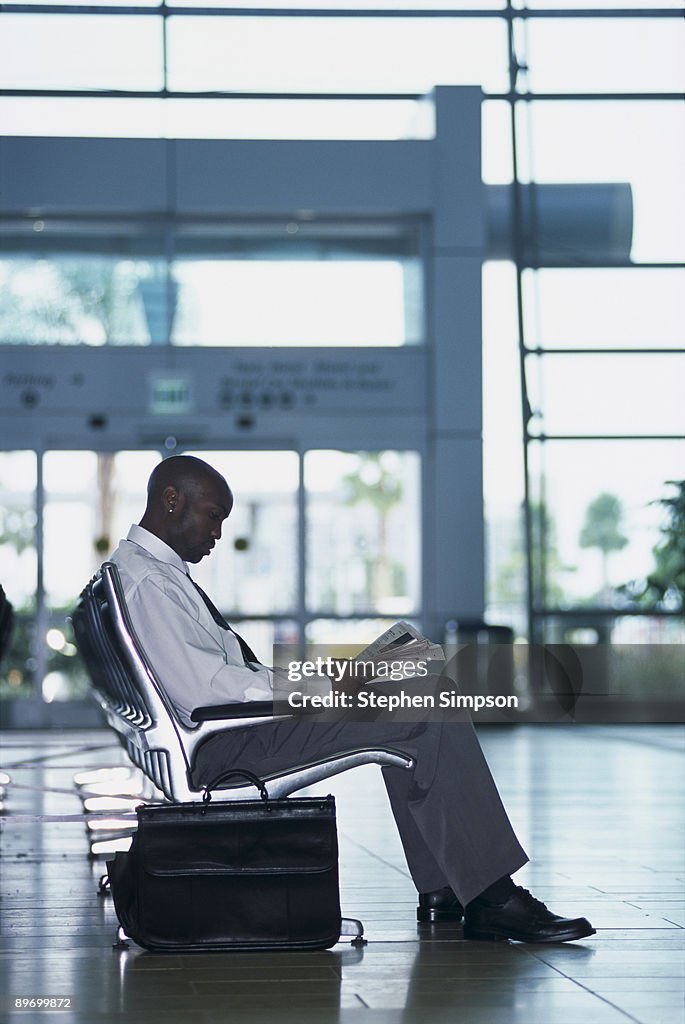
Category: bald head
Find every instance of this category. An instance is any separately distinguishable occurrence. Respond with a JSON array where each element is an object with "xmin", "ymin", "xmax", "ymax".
[
  {"xmin": 146, "ymin": 456, "xmax": 228, "ymax": 505},
  {"xmin": 140, "ymin": 456, "xmax": 233, "ymax": 564}
]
